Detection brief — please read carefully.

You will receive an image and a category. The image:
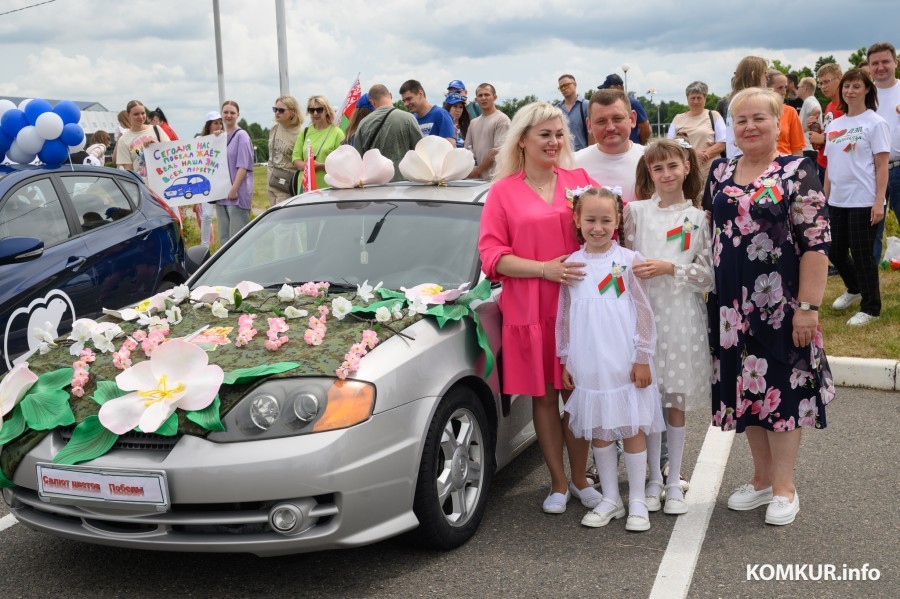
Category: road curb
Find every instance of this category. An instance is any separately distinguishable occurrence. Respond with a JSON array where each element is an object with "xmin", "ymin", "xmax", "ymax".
[{"xmin": 830, "ymin": 356, "xmax": 899, "ymax": 391}]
